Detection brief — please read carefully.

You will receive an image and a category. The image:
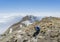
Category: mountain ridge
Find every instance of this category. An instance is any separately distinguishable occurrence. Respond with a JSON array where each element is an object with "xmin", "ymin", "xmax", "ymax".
[
  {"xmin": 4, "ymin": 15, "xmax": 40, "ymax": 35},
  {"xmin": 0, "ymin": 16, "xmax": 60, "ymax": 42}
]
